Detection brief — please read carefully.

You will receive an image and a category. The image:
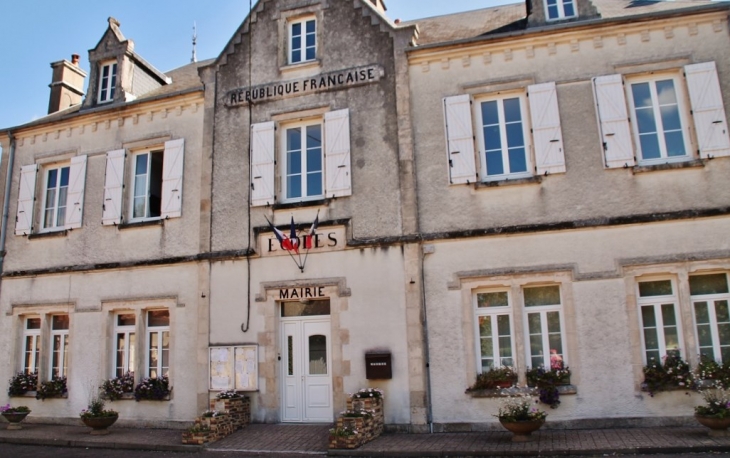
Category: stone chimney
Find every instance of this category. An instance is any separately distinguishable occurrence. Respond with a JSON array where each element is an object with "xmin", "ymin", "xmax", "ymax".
[
  {"xmin": 48, "ymin": 54, "xmax": 87, "ymax": 114},
  {"xmin": 369, "ymin": 0, "xmax": 386, "ymax": 13}
]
